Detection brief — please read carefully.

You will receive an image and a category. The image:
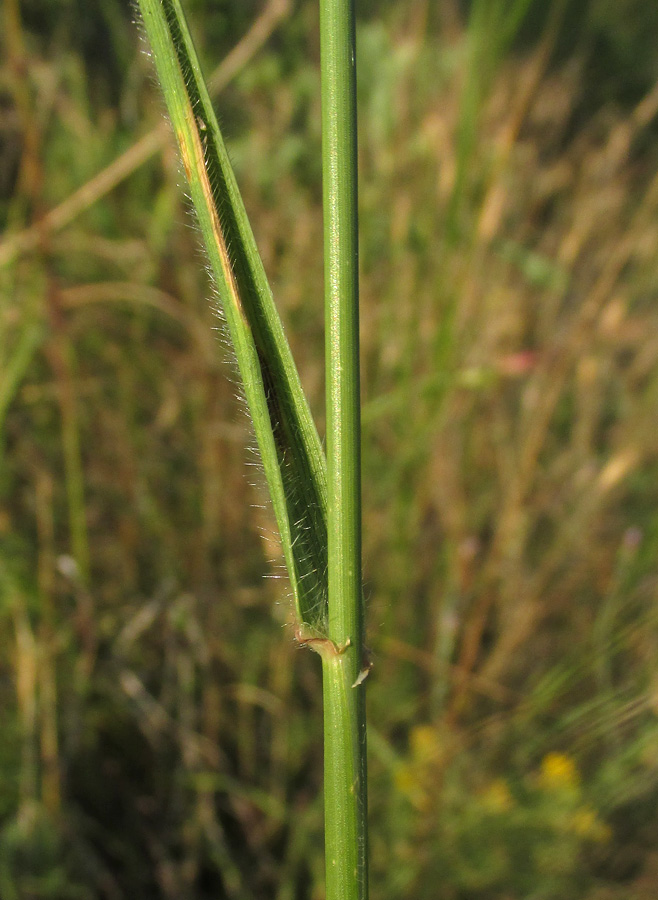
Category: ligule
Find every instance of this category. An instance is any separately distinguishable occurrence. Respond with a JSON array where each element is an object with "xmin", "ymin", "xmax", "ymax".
[{"xmin": 137, "ymin": 0, "xmax": 328, "ymax": 636}]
